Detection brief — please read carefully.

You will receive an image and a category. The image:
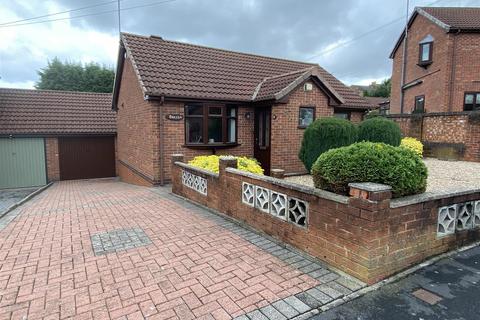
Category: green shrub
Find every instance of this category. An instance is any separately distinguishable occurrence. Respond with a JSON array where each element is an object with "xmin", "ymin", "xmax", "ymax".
[
  {"xmin": 299, "ymin": 117, "xmax": 358, "ymax": 172},
  {"xmin": 364, "ymin": 109, "xmax": 381, "ymax": 119},
  {"xmin": 311, "ymin": 142, "xmax": 428, "ymax": 198},
  {"xmin": 358, "ymin": 117, "xmax": 402, "ymax": 146},
  {"xmin": 188, "ymin": 155, "xmax": 263, "ymax": 175}
]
